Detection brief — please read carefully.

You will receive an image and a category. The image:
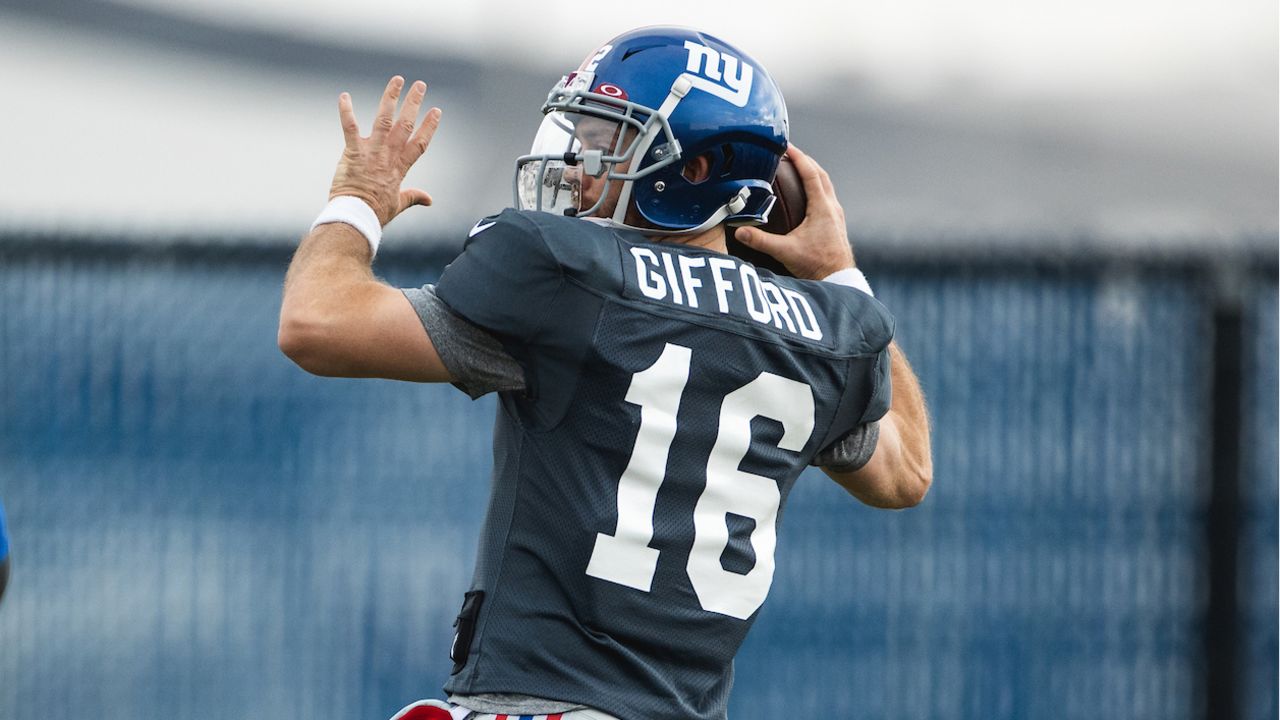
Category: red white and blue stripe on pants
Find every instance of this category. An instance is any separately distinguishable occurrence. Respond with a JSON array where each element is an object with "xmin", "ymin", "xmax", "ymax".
[{"xmin": 390, "ymin": 700, "xmax": 575, "ymax": 720}]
